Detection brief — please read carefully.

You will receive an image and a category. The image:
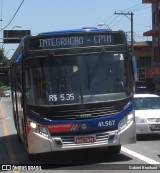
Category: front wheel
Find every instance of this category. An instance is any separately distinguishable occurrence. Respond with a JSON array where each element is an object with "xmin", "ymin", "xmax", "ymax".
[{"xmin": 108, "ymin": 145, "xmax": 121, "ymax": 154}]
